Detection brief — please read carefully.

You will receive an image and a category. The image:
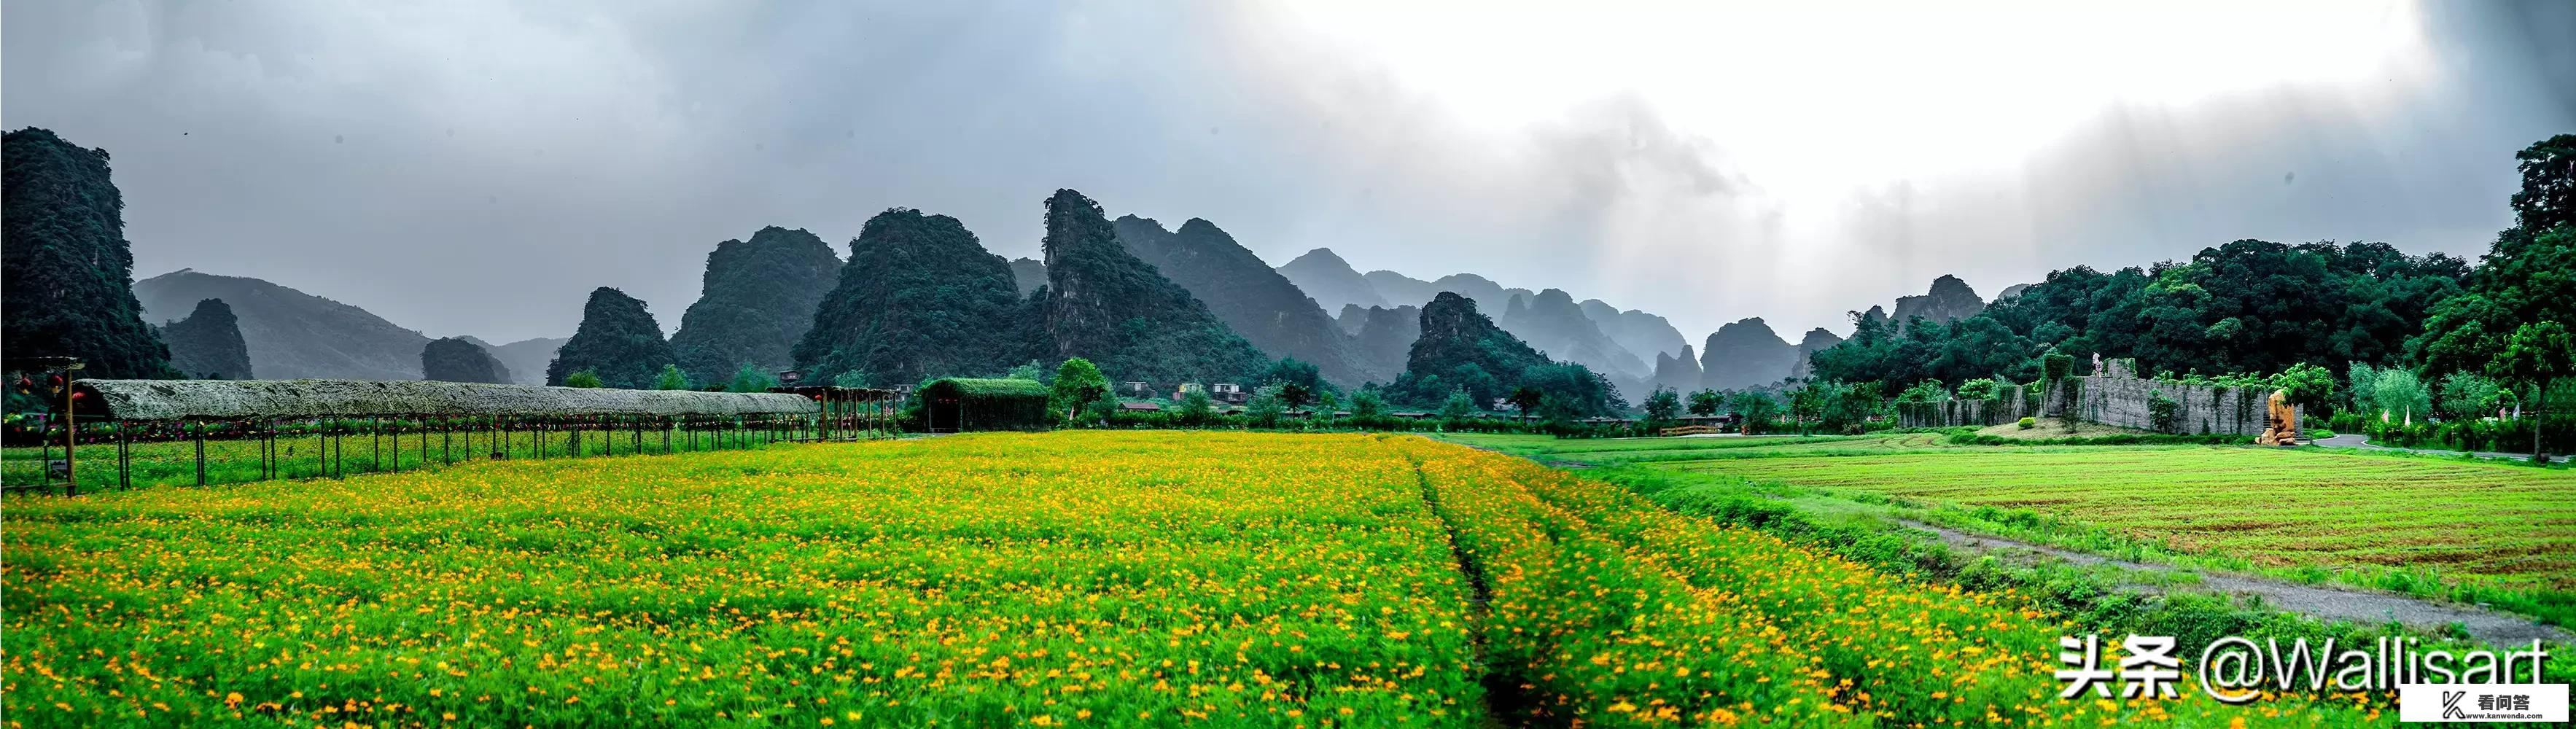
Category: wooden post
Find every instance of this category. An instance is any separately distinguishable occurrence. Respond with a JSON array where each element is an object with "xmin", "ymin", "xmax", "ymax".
[
  {"xmin": 116, "ymin": 422, "xmax": 130, "ymax": 490},
  {"xmin": 195, "ymin": 421, "xmax": 207, "ymax": 486},
  {"xmin": 63, "ymin": 382, "xmax": 76, "ymax": 496}
]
